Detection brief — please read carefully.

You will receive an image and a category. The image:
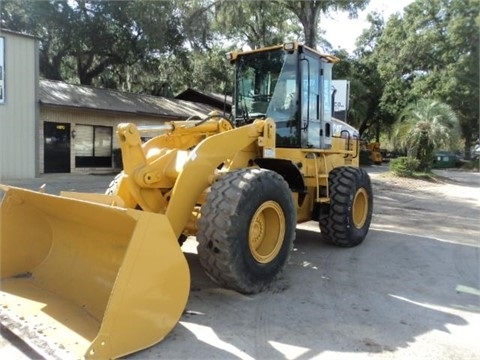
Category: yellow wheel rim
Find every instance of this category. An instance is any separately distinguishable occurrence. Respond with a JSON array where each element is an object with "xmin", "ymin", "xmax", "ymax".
[
  {"xmin": 352, "ymin": 188, "xmax": 368, "ymax": 229},
  {"xmin": 248, "ymin": 201, "xmax": 285, "ymax": 264}
]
